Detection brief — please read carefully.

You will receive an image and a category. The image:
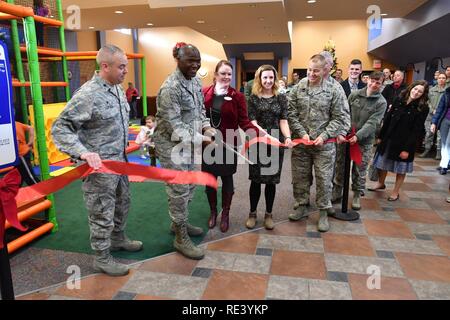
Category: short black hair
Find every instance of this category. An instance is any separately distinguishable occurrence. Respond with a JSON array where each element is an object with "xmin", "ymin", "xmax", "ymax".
[{"xmin": 350, "ymin": 59, "xmax": 362, "ymax": 66}]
